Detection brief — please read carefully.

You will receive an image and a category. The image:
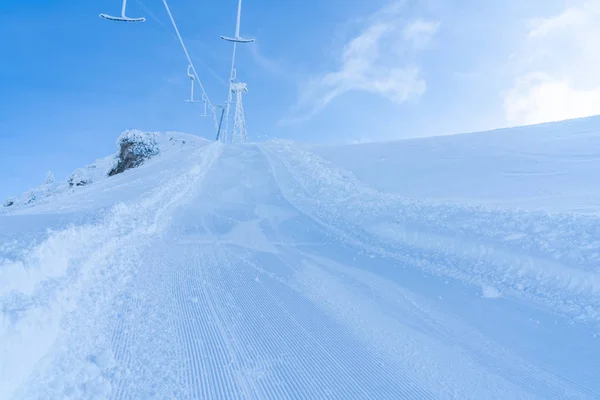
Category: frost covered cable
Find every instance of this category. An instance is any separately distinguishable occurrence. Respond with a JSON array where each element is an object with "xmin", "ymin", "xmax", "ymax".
[
  {"xmin": 161, "ymin": 0, "xmax": 219, "ymax": 129},
  {"xmin": 136, "ymin": 0, "xmax": 228, "ymax": 87},
  {"xmin": 136, "ymin": 0, "xmax": 164, "ymax": 26},
  {"xmin": 223, "ymin": 41, "xmax": 238, "ymax": 142}
]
